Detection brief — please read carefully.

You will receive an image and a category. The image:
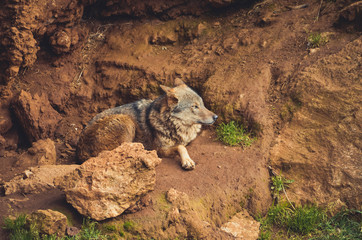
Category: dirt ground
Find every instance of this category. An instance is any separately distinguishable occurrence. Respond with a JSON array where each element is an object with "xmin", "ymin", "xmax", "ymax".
[{"xmin": 0, "ymin": 0, "xmax": 360, "ymax": 238}]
